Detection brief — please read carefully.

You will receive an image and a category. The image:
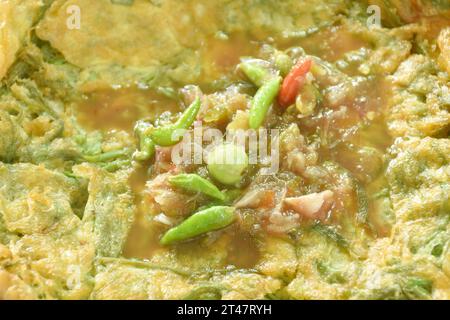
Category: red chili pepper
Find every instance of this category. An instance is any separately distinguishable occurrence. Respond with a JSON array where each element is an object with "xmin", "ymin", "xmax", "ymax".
[{"xmin": 278, "ymin": 58, "xmax": 312, "ymax": 108}]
